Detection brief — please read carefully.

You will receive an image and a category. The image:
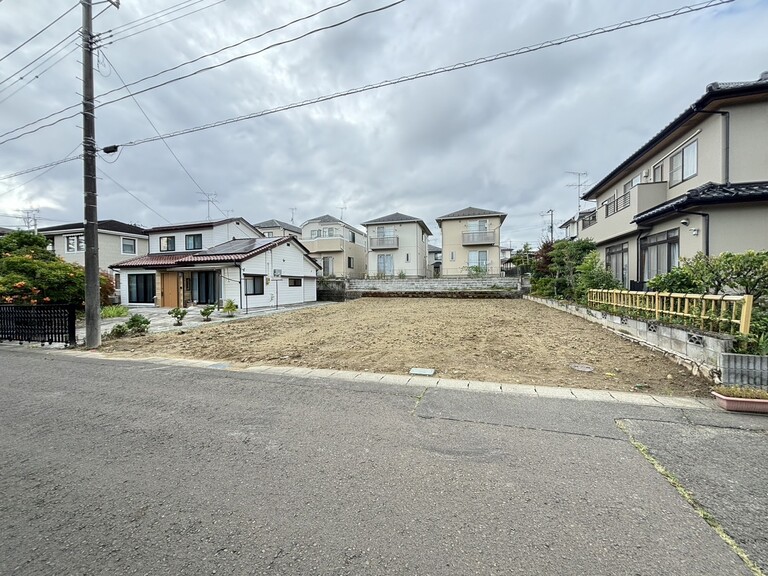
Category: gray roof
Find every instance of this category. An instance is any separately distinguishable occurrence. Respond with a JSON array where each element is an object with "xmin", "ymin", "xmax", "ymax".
[
  {"xmin": 254, "ymin": 219, "xmax": 302, "ymax": 234},
  {"xmin": 361, "ymin": 212, "xmax": 433, "ymax": 235},
  {"xmin": 147, "ymin": 217, "xmax": 255, "ymax": 234},
  {"xmin": 38, "ymin": 219, "xmax": 147, "ymax": 236},
  {"xmin": 585, "ymin": 72, "xmax": 768, "ymax": 200},
  {"xmin": 435, "ymin": 206, "xmax": 507, "ymax": 225},
  {"xmin": 428, "ymin": 244, "xmax": 442, "ymax": 253},
  {"xmin": 0, "ymin": 226, "xmax": 15, "ymax": 235},
  {"xmin": 302, "ymin": 214, "xmax": 365, "ymax": 236},
  {"xmin": 633, "ymin": 181, "xmax": 768, "ymax": 223}
]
